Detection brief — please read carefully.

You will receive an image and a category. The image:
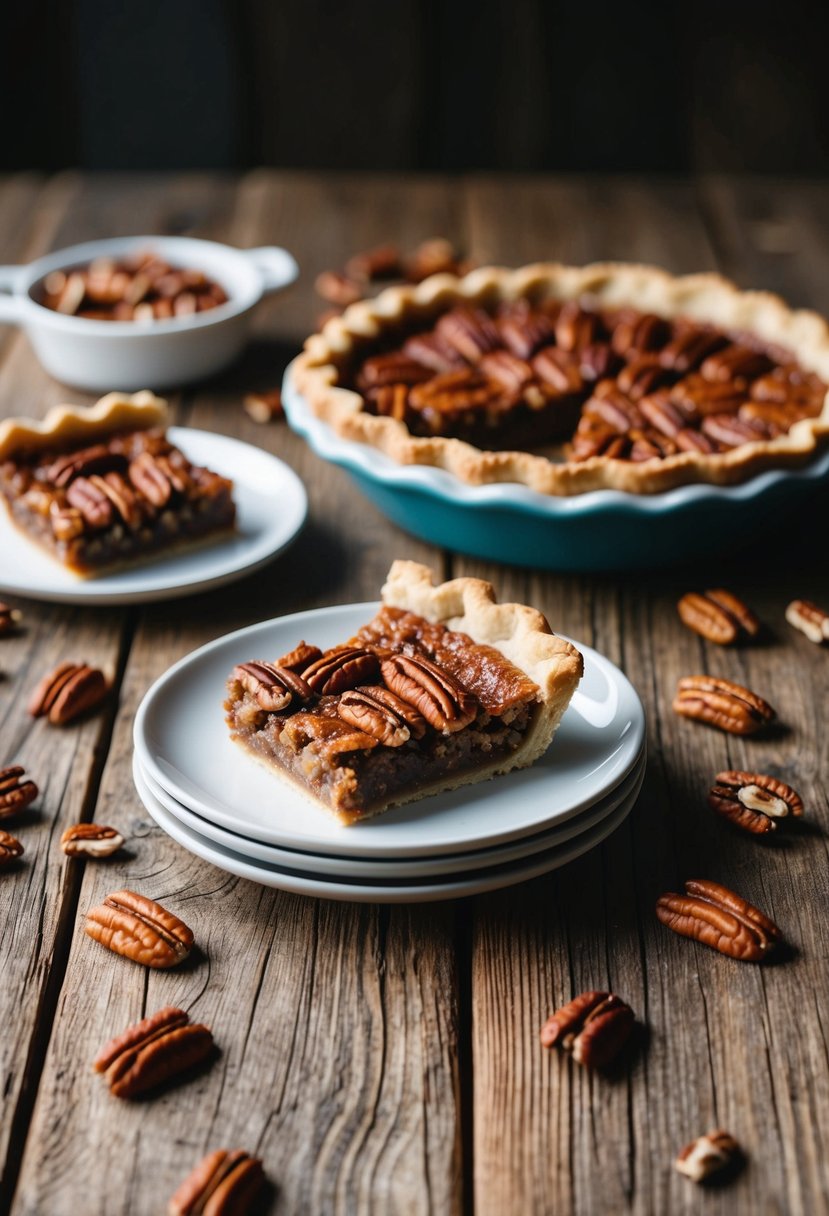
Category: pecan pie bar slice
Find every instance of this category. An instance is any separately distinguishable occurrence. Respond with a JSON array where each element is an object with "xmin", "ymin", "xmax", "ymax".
[
  {"xmin": 224, "ymin": 561, "xmax": 583, "ymax": 824},
  {"xmin": 0, "ymin": 392, "xmax": 235, "ymax": 576}
]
